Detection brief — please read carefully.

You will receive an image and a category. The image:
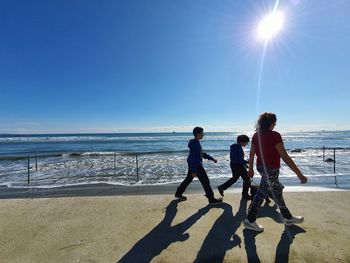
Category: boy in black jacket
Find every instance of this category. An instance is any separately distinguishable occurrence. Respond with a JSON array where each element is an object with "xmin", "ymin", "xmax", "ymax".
[
  {"xmin": 217, "ymin": 135, "xmax": 252, "ymax": 200},
  {"xmin": 175, "ymin": 127, "xmax": 223, "ymax": 204}
]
